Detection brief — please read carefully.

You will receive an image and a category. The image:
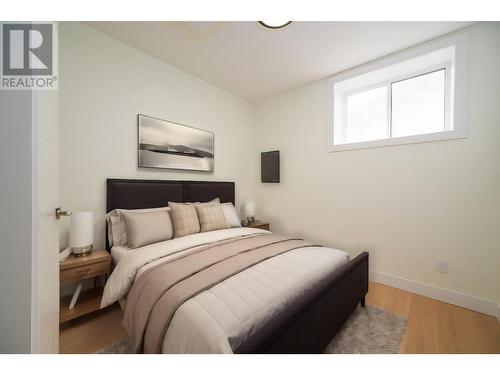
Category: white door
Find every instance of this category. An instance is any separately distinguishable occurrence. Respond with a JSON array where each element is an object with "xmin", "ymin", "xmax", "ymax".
[{"xmin": 32, "ymin": 88, "xmax": 60, "ymax": 353}]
